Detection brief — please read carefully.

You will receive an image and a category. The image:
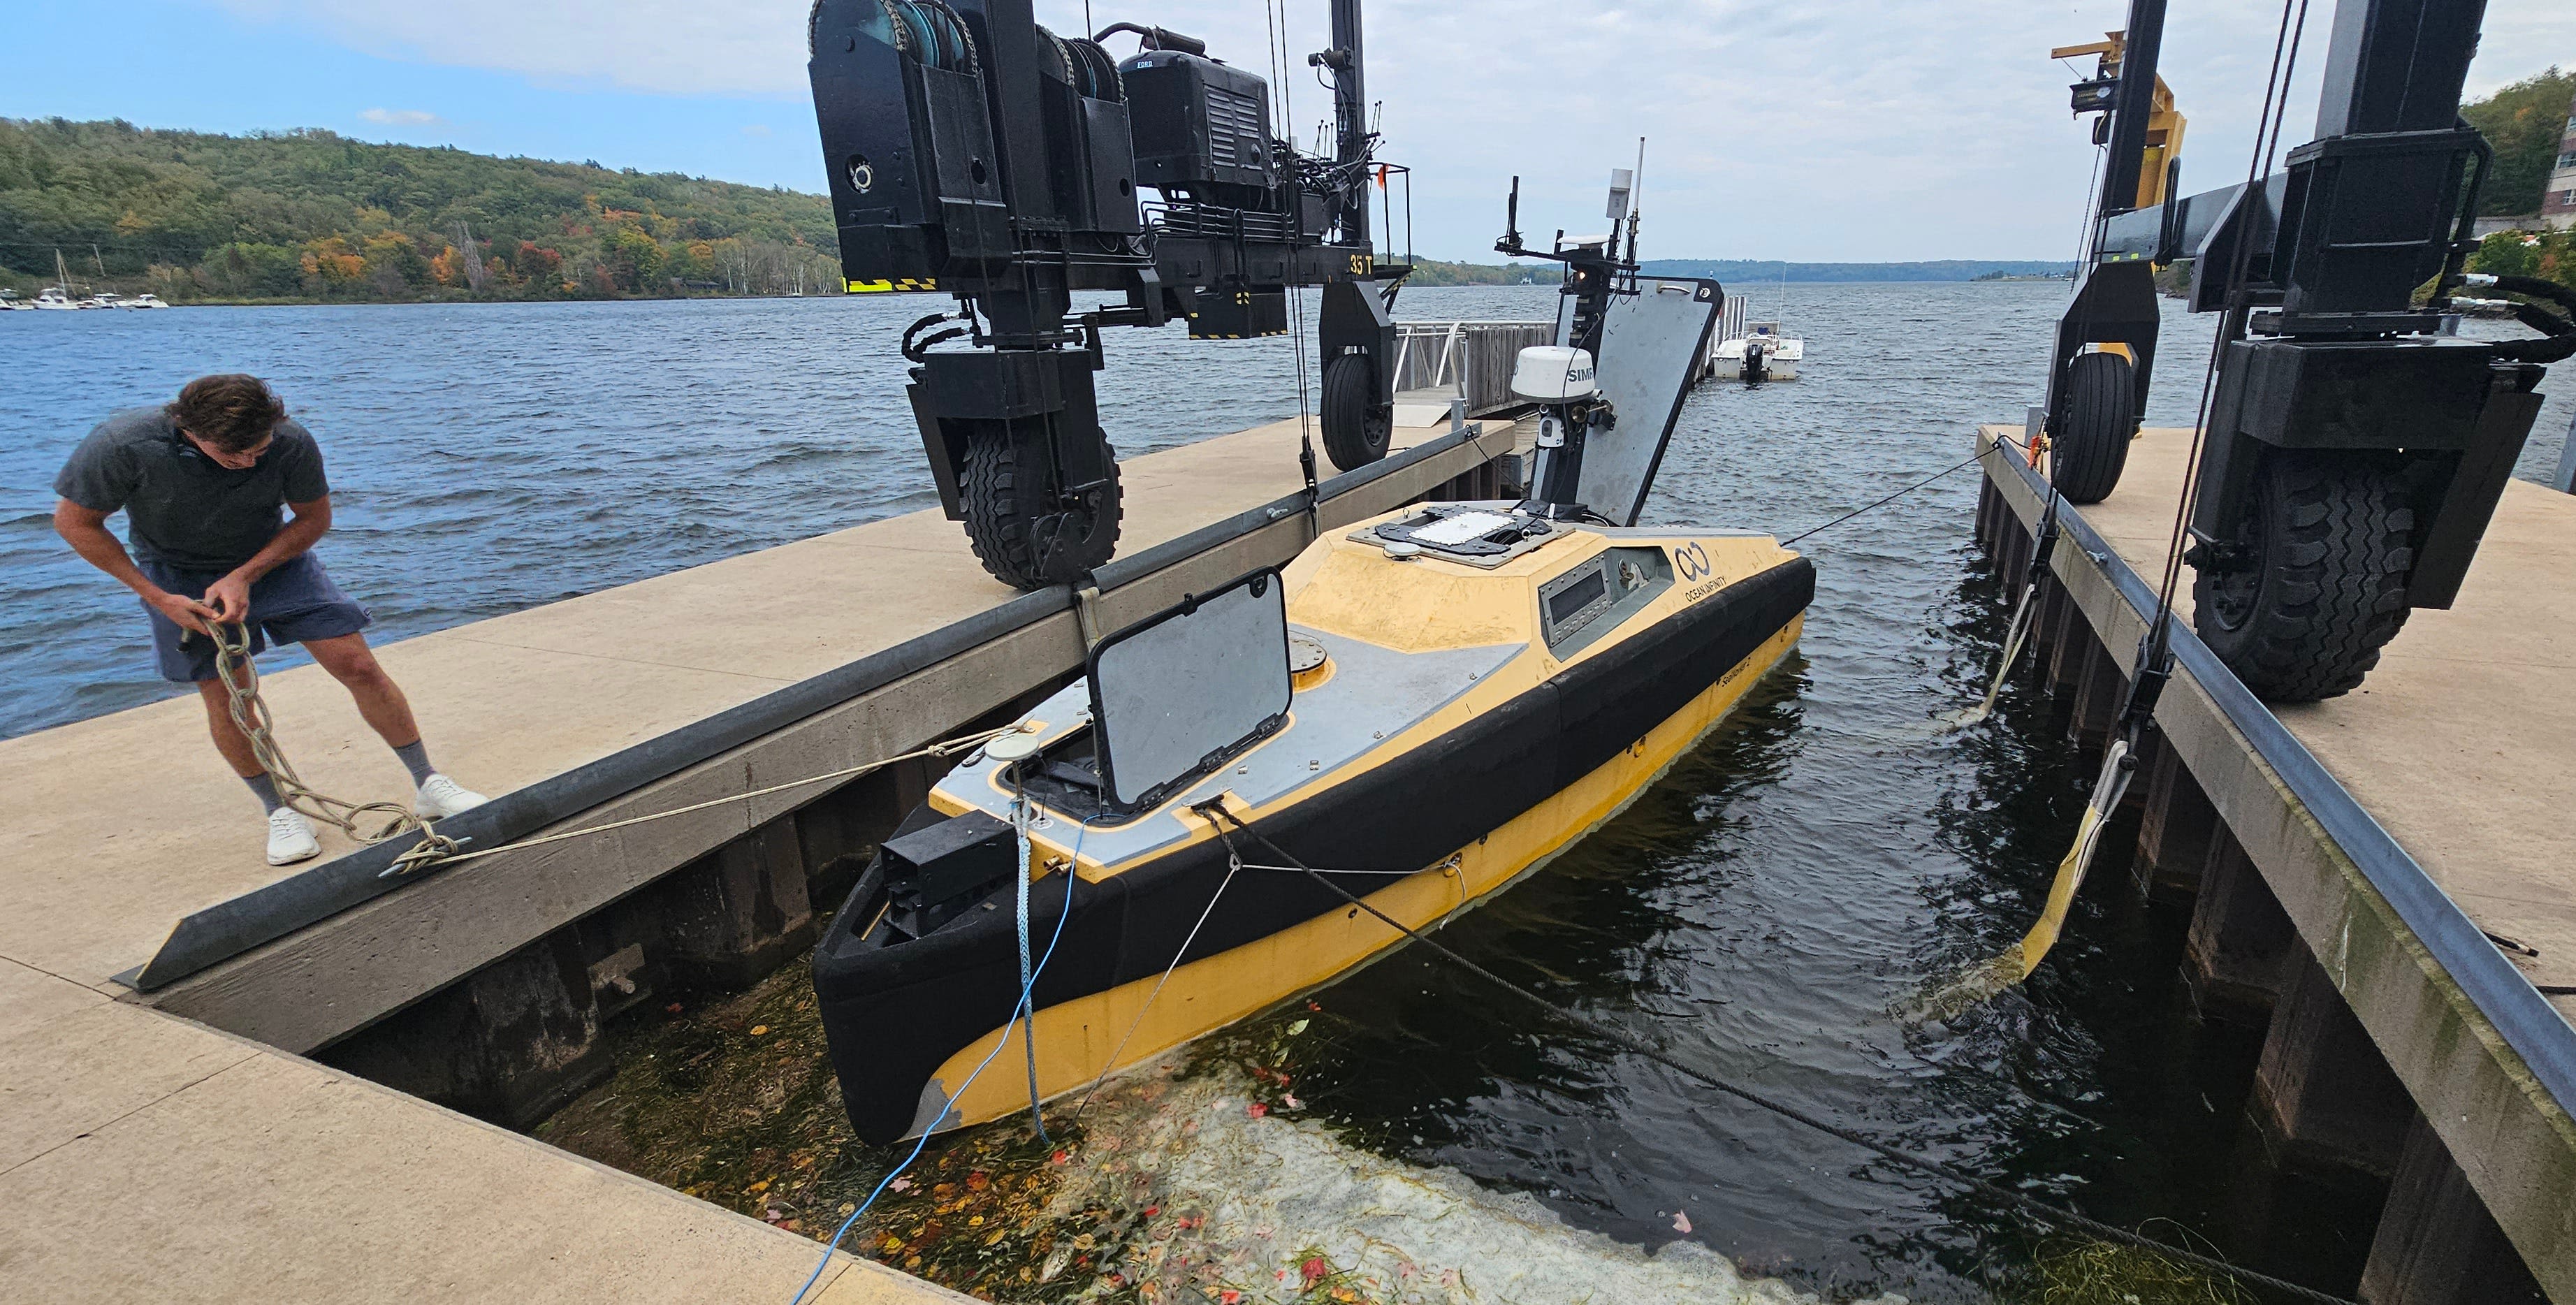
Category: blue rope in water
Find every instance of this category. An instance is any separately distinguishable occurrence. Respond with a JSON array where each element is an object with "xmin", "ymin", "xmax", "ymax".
[{"xmin": 786, "ymin": 815, "xmax": 1090, "ymax": 1305}]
